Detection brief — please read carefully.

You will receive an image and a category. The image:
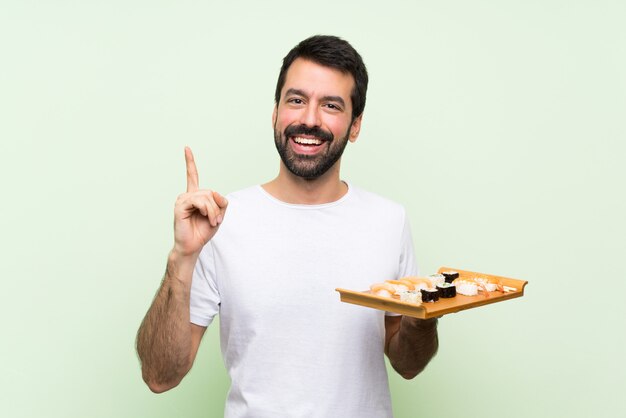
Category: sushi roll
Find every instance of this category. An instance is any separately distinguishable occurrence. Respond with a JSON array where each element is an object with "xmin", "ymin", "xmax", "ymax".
[
  {"xmin": 442, "ymin": 271, "xmax": 459, "ymax": 283},
  {"xmin": 428, "ymin": 274, "xmax": 446, "ymax": 286},
  {"xmin": 399, "ymin": 290, "xmax": 422, "ymax": 305},
  {"xmin": 420, "ymin": 288, "xmax": 440, "ymax": 303},
  {"xmin": 437, "ymin": 282, "xmax": 456, "ymax": 298}
]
